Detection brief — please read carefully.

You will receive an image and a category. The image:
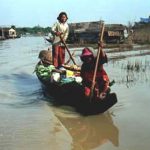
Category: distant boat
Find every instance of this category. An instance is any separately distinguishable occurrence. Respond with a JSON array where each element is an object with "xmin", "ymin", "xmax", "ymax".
[
  {"xmin": 7, "ymin": 34, "xmax": 21, "ymax": 39},
  {"xmin": 0, "ymin": 36, "xmax": 5, "ymax": 40},
  {"xmin": 45, "ymin": 37, "xmax": 53, "ymax": 43},
  {"xmin": 44, "ymin": 33, "xmax": 54, "ymax": 43}
]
